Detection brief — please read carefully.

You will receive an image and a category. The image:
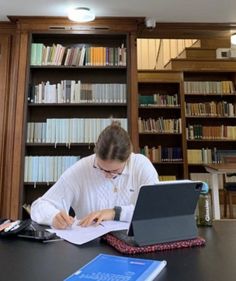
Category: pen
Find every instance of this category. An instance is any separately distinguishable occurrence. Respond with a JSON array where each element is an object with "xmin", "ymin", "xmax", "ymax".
[
  {"xmin": 62, "ymin": 199, "xmax": 74, "ymax": 229},
  {"xmin": 11, "ymin": 224, "xmax": 21, "ymax": 231},
  {"xmin": 43, "ymin": 238, "xmax": 64, "ymax": 243},
  {"xmin": 0, "ymin": 221, "xmax": 12, "ymax": 232},
  {"xmin": 62, "ymin": 199, "xmax": 68, "ymax": 215},
  {"xmin": 93, "ymin": 219, "xmax": 105, "ymax": 227},
  {"xmin": 4, "ymin": 220, "xmax": 21, "ymax": 232}
]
